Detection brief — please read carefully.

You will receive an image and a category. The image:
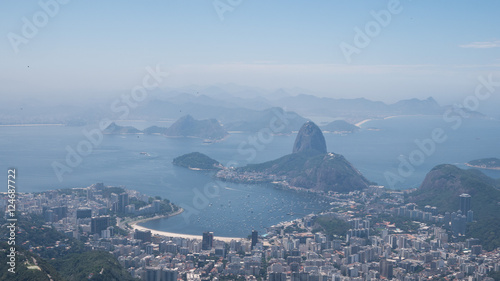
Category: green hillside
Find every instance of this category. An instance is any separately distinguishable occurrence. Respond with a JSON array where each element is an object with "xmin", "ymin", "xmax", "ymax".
[
  {"xmin": 51, "ymin": 251, "xmax": 136, "ymax": 281},
  {"xmin": 173, "ymin": 152, "xmax": 222, "ymax": 170},
  {"xmin": 409, "ymin": 164, "xmax": 500, "ymax": 250},
  {"xmin": 239, "ymin": 151, "xmax": 371, "ymax": 193},
  {"xmin": 0, "ymin": 214, "xmax": 136, "ymax": 281}
]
